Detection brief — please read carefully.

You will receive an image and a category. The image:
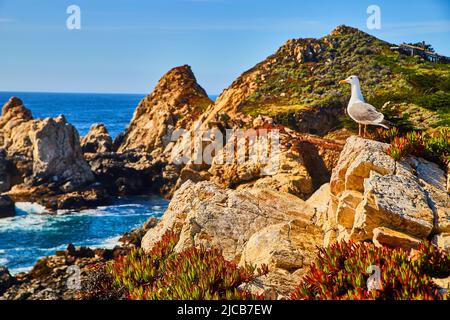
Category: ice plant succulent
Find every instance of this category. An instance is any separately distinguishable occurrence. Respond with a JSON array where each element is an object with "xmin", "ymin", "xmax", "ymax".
[
  {"xmin": 290, "ymin": 241, "xmax": 449, "ymax": 300},
  {"xmin": 385, "ymin": 127, "xmax": 449, "ymax": 165},
  {"xmin": 102, "ymin": 230, "xmax": 267, "ymax": 300}
]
